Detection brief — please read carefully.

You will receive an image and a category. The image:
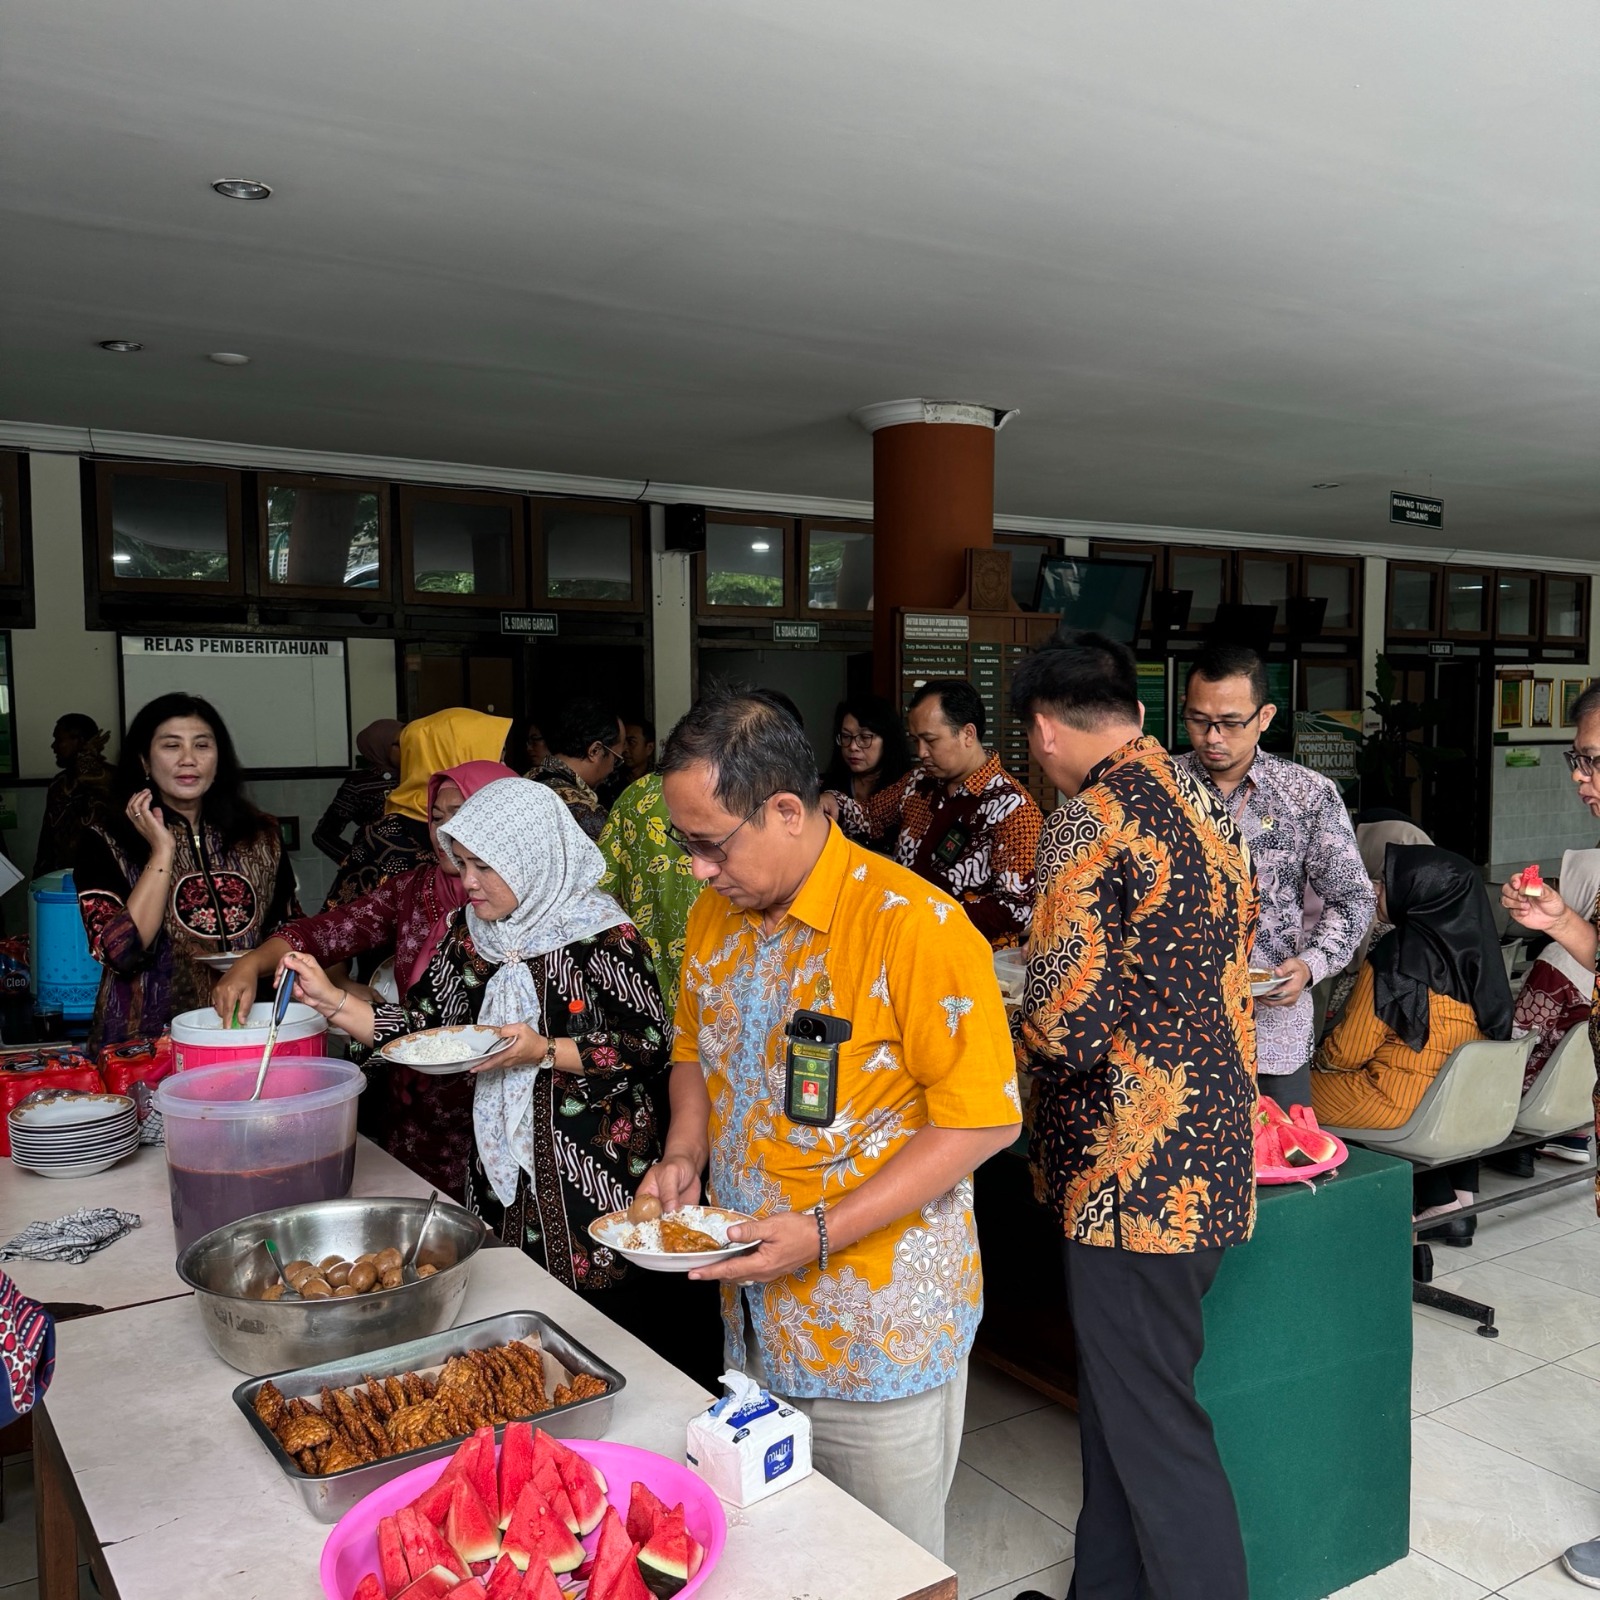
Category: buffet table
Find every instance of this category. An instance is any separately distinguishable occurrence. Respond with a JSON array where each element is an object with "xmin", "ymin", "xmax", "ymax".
[
  {"xmin": 1, "ymin": 1138, "xmax": 434, "ymax": 1315},
  {"xmin": 10, "ymin": 1147, "xmax": 958, "ymax": 1600}
]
